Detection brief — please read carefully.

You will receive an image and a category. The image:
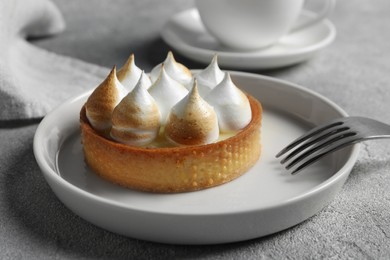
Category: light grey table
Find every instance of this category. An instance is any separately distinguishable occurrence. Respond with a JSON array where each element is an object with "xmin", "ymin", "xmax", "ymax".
[{"xmin": 1, "ymin": 0, "xmax": 390, "ymax": 259}]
